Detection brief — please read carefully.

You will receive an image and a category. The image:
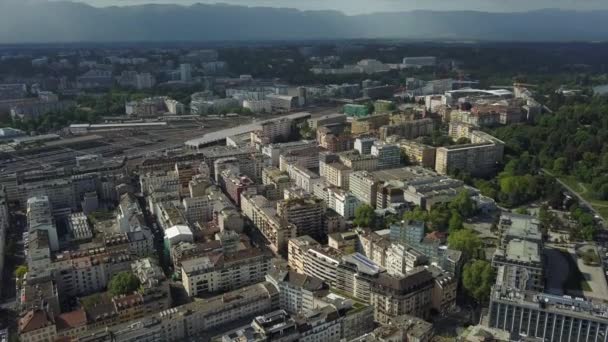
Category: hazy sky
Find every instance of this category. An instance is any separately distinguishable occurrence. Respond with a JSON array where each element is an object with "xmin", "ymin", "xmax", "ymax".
[{"xmin": 64, "ymin": 0, "xmax": 608, "ymax": 15}]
